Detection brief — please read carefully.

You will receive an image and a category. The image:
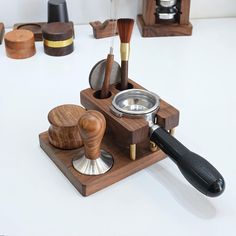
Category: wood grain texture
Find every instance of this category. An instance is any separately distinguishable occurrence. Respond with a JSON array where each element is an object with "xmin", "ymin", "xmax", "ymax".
[
  {"xmin": 13, "ymin": 22, "xmax": 45, "ymax": 41},
  {"xmin": 142, "ymin": 0, "xmax": 156, "ymax": 25},
  {"xmin": 90, "ymin": 20, "xmax": 118, "ymax": 39},
  {"xmin": 48, "ymin": 104, "xmax": 86, "ymax": 150},
  {"xmin": 4, "ymin": 29, "xmax": 36, "ymax": 59},
  {"xmin": 179, "ymin": 0, "xmax": 191, "ymax": 24},
  {"xmin": 120, "ymin": 61, "xmax": 129, "ymax": 90},
  {"xmin": 78, "ymin": 111, "xmax": 106, "ymax": 160},
  {"xmin": 0, "ymin": 23, "xmax": 5, "ymax": 45},
  {"xmin": 39, "ymin": 131, "xmax": 166, "ymax": 196},
  {"xmin": 13, "ymin": 22, "xmax": 74, "ymax": 41},
  {"xmin": 42, "ymin": 22, "xmax": 73, "ymax": 41},
  {"xmin": 137, "ymin": 15, "xmax": 192, "ymax": 37},
  {"xmin": 100, "ymin": 54, "xmax": 114, "ymax": 99},
  {"xmin": 80, "ymin": 79, "xmax": 179, "ymax": 146}
]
